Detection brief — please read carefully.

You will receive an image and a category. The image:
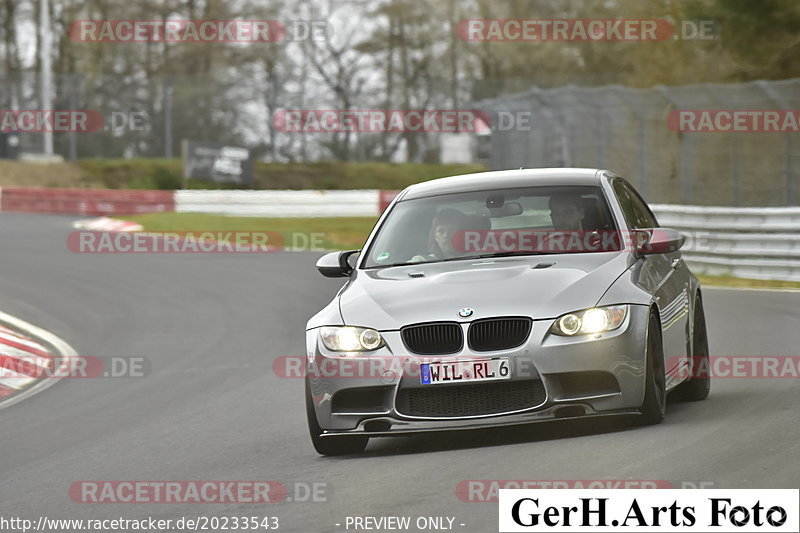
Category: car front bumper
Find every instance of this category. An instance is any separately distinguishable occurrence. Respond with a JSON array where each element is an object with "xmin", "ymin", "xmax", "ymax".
[{"xmin": 305, "ymin": 304, "xmax": 650, "ymax": 437}]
